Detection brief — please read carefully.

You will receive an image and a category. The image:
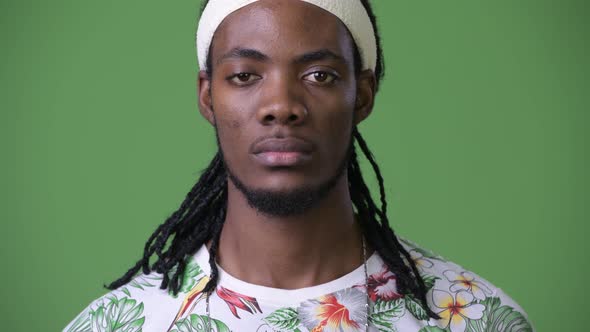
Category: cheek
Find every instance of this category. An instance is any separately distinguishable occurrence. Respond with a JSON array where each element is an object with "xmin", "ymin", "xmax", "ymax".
[
  {"xmin": 313, "ymin": 98, "xmax": 355, "ymax": 145},
  {"xmin": 310, "ymin": 81, "xmax": 356, "ymax": 129},
  {"xmin": 306, "ymin": 108, "xmax": 354, "ymax": 174},
  {"xmin": 327, "ymin": 115, "xmax": 354, "ymax": 158},
  {"xmin": 212, "ymin": 102, "xmax": 250, "ymax": 159},
  {"xmin": 215, "ymin": 115, "xmax": 246, "ymax": 156},
  {"xmin": 212, "ymin": 82, "xmax": 249, "ymax": 128}
]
